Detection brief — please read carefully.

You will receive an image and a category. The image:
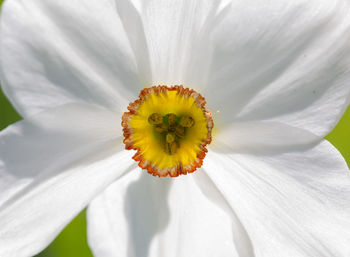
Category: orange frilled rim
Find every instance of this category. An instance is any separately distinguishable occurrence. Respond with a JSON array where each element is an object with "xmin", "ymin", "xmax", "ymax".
[{"xmin": 121, "ymin": 85, "xmax": 214, "ymax": 177}]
